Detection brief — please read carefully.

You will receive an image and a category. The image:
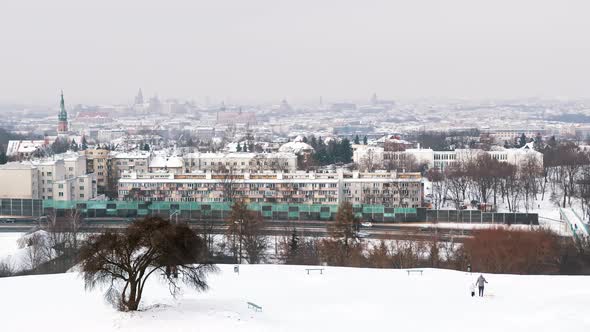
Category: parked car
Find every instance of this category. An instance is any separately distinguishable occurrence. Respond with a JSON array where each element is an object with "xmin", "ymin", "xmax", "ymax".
[
  {"xmin": 361, "ymin": 221, "xmax": 373, "ymax": 227},
  {"xmin": 357, "ymin": 231, "xmax": 370, "ymax": 238}
]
